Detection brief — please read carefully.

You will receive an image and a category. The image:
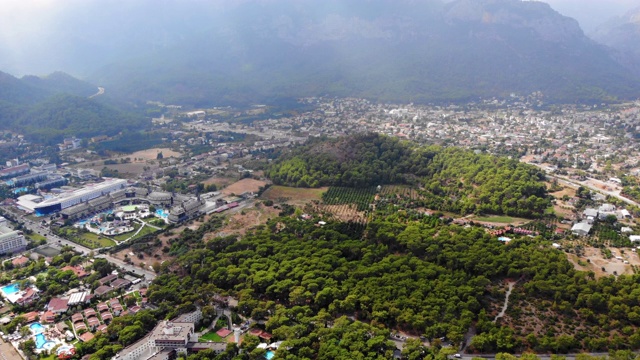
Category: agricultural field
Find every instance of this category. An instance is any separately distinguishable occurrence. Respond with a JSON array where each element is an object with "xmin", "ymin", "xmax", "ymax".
[
  {"xmin": 322, "ymin": 187, "xmax": 376, "ymax": 211},
  {"xmin": 379, "ymin": 185, "xmax": 421, "ymax": 200},
  {"xmin": 260, "ymin": 186, "xmax": 326, "ymax": 206}
]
